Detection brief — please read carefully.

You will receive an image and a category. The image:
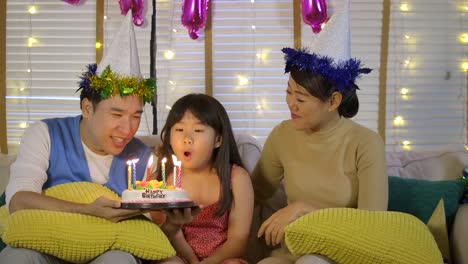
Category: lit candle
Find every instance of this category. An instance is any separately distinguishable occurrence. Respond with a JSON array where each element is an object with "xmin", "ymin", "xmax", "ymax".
[
  {"xmin": 126, "ymin": 160, "xmax": 132, "ymax": 190},
  {"xmin": 161, "ymin": 157, "xmax": 167, "ymax": 188},
  {"xmin": 132, "ymin": 158, "xmax": 139, "ymax": 189},
  {"xmin": 172, "ymin": 155, "xmax": 178, "ymax": 187},
  {"xmin": 176, "ymin": 161, "xmax": 182, "ymax": 188},
  {"xmin": 145, "ymin": 155, "xmax": 154, "ymax": 182}
]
